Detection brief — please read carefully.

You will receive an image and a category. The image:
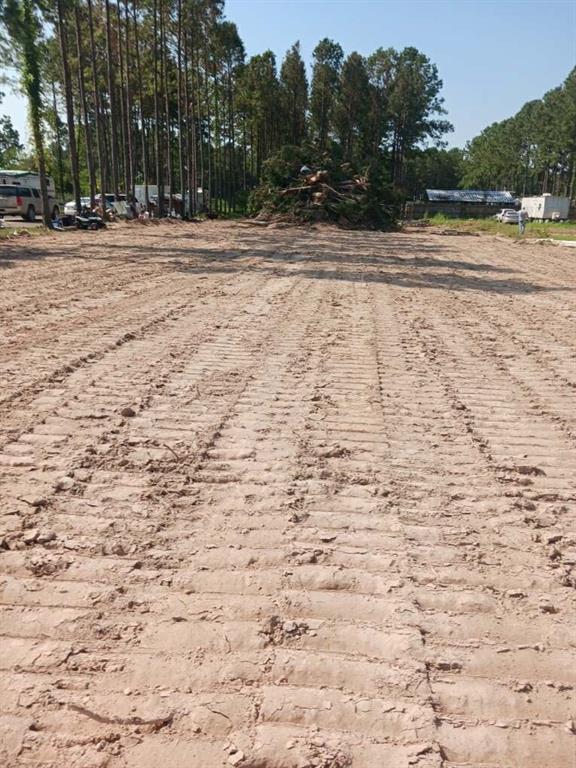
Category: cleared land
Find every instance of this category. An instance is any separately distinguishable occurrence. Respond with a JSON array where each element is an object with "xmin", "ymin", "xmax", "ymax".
[{"xmin": 0, "ymin": 221, "xmax": 575, "ymax": 768}]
